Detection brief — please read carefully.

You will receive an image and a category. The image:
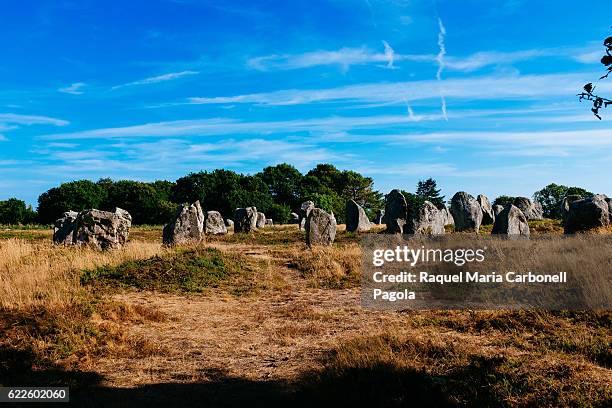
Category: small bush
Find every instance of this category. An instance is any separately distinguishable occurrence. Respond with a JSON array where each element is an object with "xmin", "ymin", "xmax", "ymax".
[{"xmin": 81, "ymin": 247, "xmax": 246, "ymax": 293}]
